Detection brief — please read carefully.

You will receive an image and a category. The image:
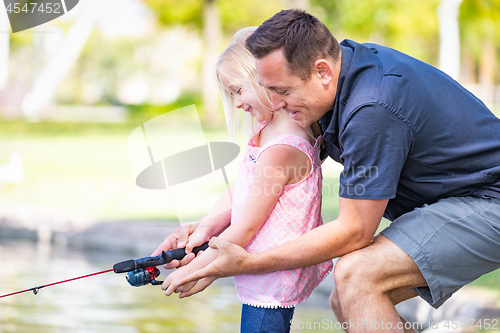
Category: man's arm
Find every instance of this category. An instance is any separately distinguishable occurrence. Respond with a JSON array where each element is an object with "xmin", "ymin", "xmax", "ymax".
[
  {"xmin": 247, "ymin": 197, "xmax": 388, "ymax": 272},
  {"xmin": 177, "ymin": 197, "xmax": 388, "ymax": 297}
]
